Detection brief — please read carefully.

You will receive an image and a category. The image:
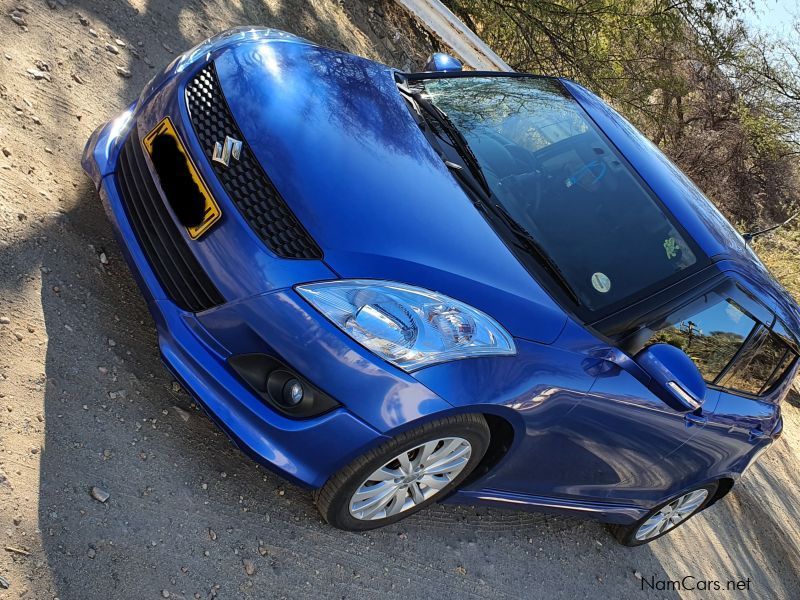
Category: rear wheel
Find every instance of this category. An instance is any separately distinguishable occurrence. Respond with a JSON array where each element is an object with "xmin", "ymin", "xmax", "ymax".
[
  {"xmin": 610, "ymin": 482, "xmax": 718, "ymax": 546},
  {"xmin": 315, "ymin": 414, "xmax": 490, "ymax": 531}
]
